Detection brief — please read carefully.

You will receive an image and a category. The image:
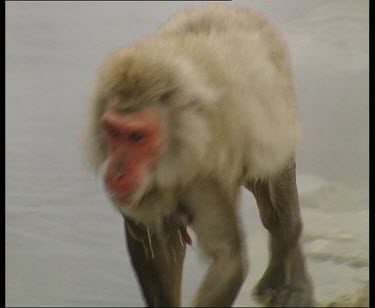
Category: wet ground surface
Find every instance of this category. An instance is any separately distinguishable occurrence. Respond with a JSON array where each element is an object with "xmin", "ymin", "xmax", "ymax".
[{"xmin": 234, "ymin": 175, "xmax": 369, "ymax": 307}]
